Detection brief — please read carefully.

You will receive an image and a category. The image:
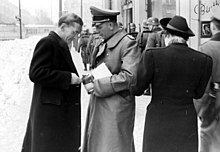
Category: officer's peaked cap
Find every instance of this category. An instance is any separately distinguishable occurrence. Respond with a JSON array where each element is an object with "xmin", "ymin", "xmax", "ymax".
[{"xmin": 90, "ymin": 6, "xmax": 120, "ymax": 26}]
